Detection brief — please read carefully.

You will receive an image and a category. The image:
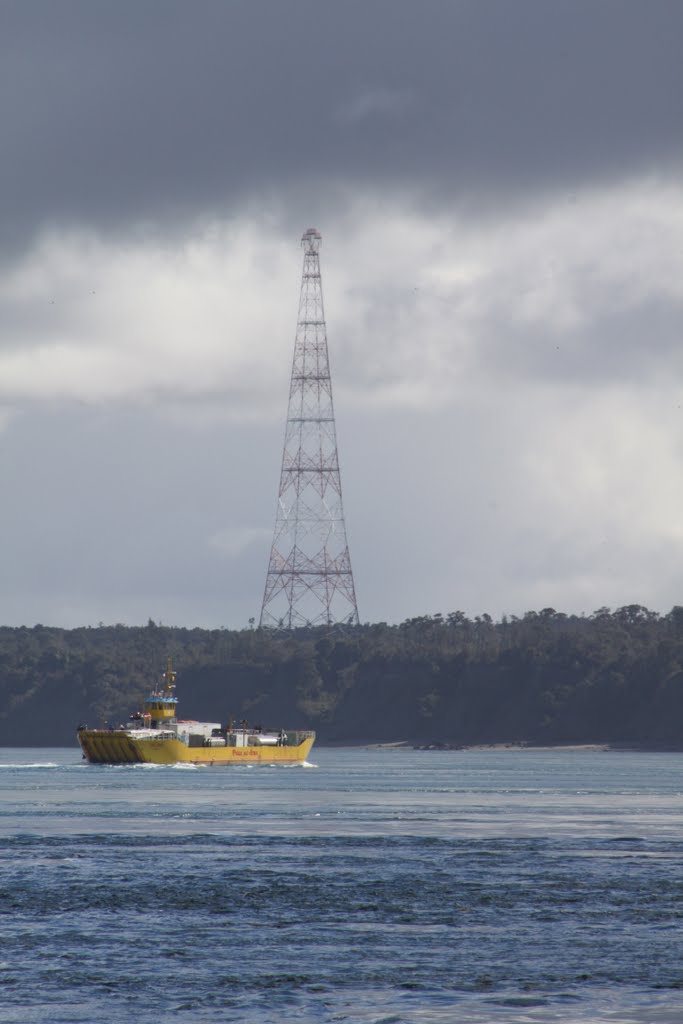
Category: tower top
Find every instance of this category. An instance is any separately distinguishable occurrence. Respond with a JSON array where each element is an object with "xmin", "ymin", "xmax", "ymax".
[{"xmin": 301, "ymin": 227, "xmax": 322, "ymax": 253}]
